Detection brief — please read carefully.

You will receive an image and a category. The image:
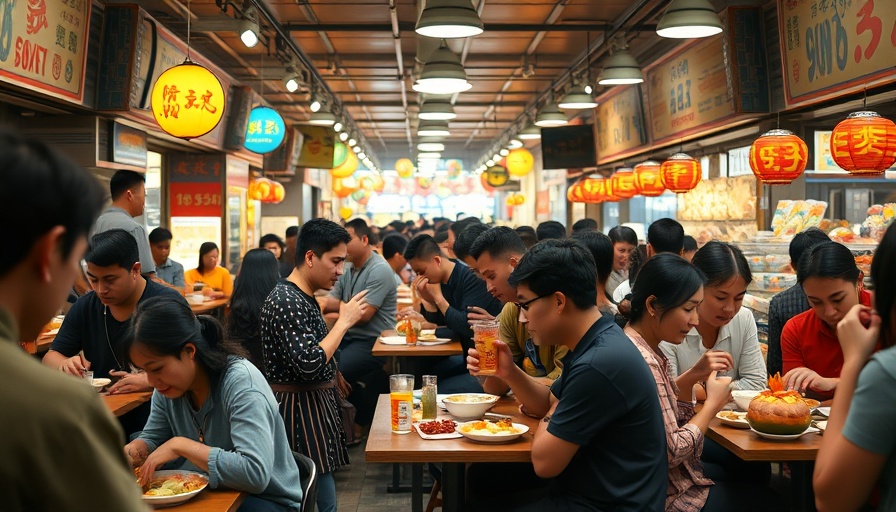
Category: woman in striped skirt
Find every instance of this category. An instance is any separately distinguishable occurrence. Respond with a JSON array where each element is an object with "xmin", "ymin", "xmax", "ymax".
[{"xmin": 260, "ymin": 219, "xmax": 369, "ymax": 512}]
